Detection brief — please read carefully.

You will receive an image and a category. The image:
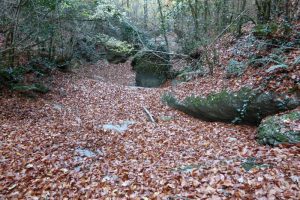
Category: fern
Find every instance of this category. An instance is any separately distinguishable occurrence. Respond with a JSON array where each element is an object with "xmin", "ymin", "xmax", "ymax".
[
  {"xmin": 293, "ymin": 56, "xmax": 300, "ymax": 66},
  {"xmin": 12, "ymin": 84, "xmax": 49, "ymax": 93}
]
